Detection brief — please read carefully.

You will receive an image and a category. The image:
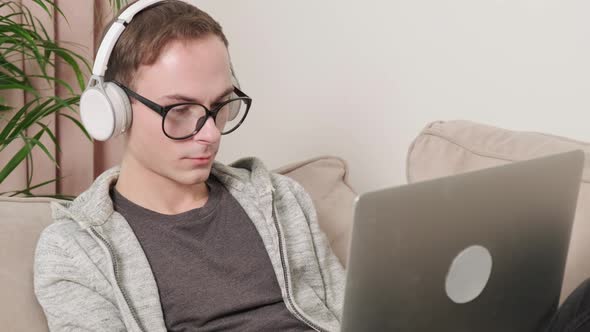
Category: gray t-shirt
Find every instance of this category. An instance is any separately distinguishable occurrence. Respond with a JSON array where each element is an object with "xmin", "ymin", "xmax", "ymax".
[{"xmin": 110, "ymin": 176, "xmax": 313, "ymax": 332}]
